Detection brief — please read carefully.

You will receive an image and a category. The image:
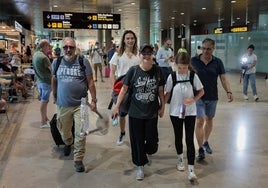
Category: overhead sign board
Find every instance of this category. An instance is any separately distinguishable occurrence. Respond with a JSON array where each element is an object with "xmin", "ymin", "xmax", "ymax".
[
  {"xmin": 15, "ymin": 21, "xmax": 22, "ymax": 32},
  {"xmin": 43, "ymin": 11, "xmax": 120, "ymax": 30},
  {"xmin": 230, "ymin": 26, "xmax": 248, "ymax": 33},
  {"xmin": 214, "ymin": 27, "xmax": 223, "ymax": 34}
]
